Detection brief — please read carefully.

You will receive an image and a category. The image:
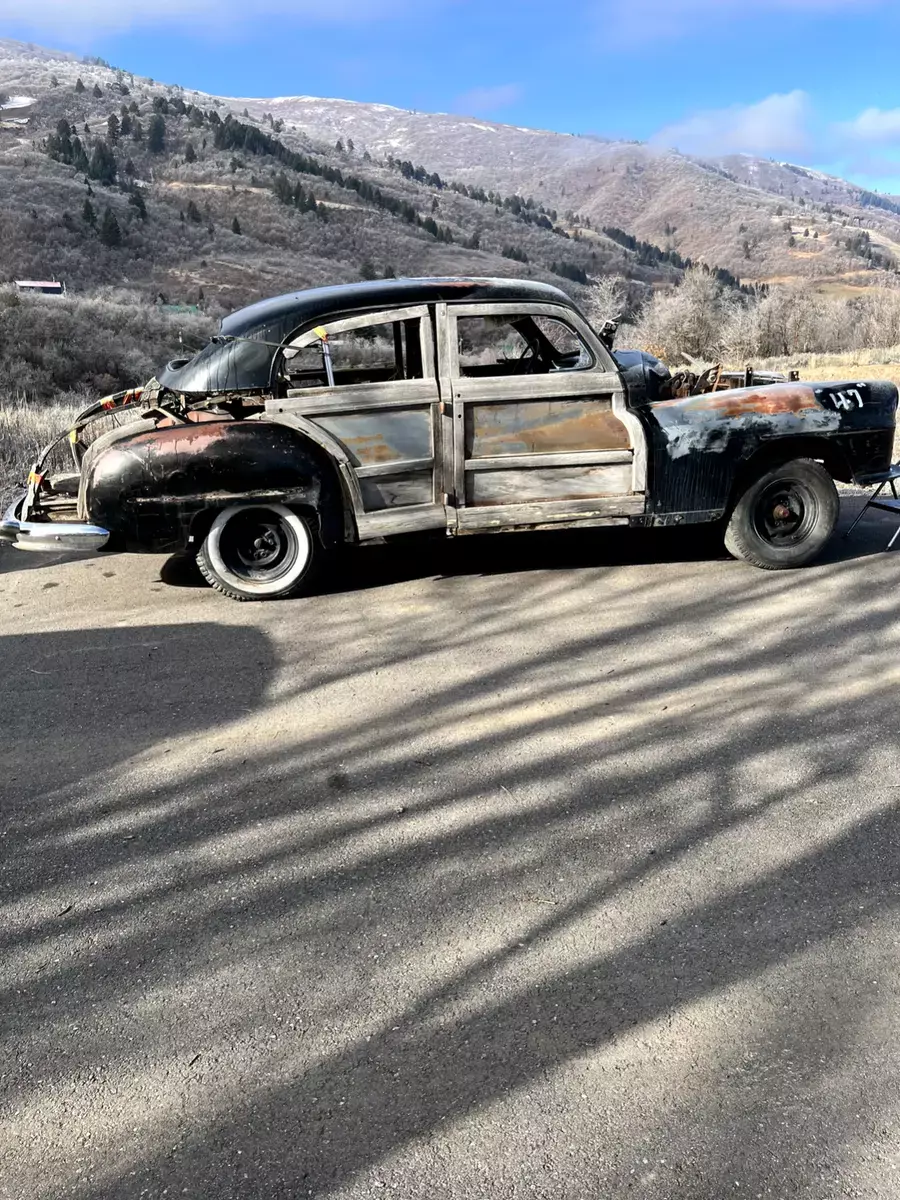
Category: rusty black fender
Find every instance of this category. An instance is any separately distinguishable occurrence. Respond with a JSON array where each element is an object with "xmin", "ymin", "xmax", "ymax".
[
  {"xmin": 639, "ymin": 380, "xmax": 898, "ymax": 519},
  {"xmin": 82, "ymin": 417, "xmax": 345, "ymax": 553}
]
